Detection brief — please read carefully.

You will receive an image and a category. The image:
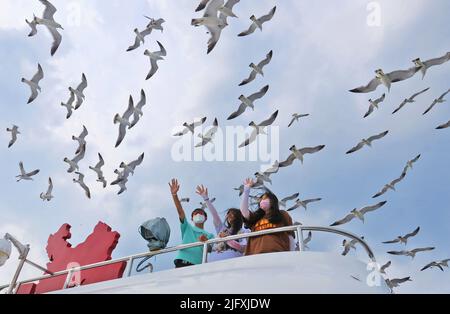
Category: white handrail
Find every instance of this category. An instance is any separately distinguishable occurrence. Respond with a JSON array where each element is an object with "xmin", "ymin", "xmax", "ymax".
[{"xmin": 0, "ymin": 225, "xmax": 375, "ymax": 293}]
